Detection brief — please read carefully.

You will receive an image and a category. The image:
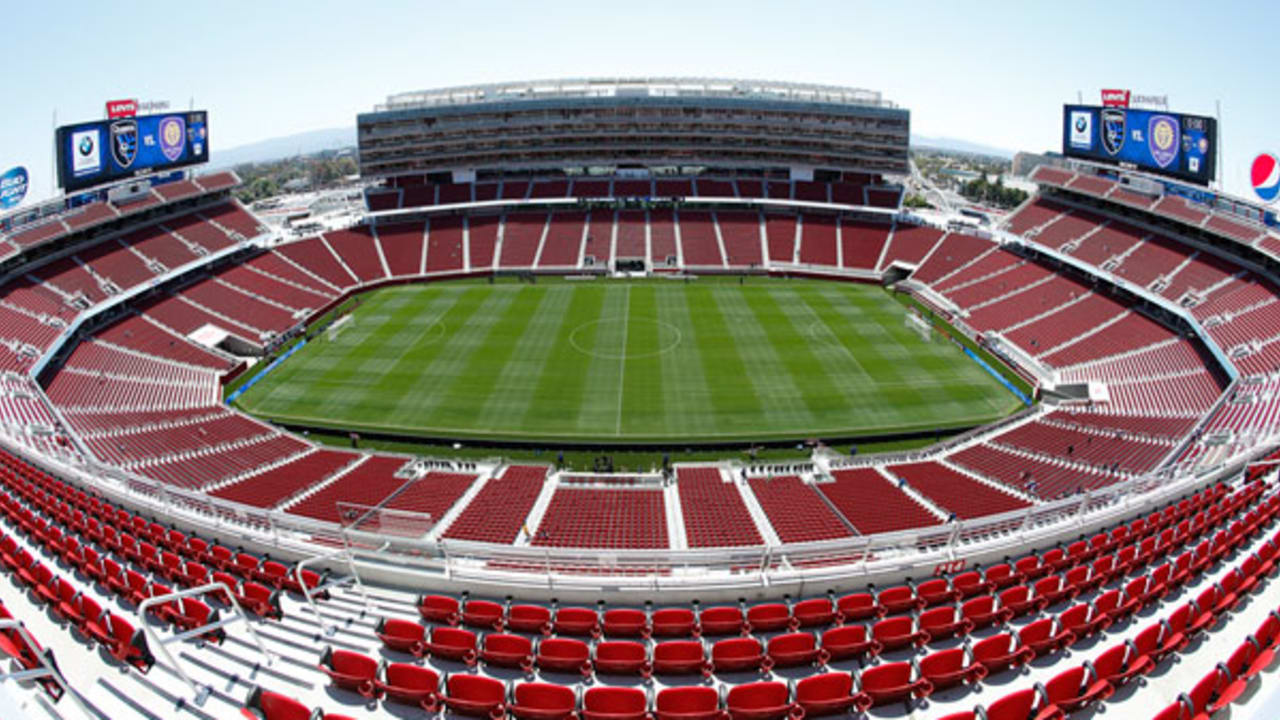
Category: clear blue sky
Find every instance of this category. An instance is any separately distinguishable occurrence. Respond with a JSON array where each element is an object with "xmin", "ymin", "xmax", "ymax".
[{"xmin": 3, "ymin": 0, "xmax": 1275, "ymax": 202}]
